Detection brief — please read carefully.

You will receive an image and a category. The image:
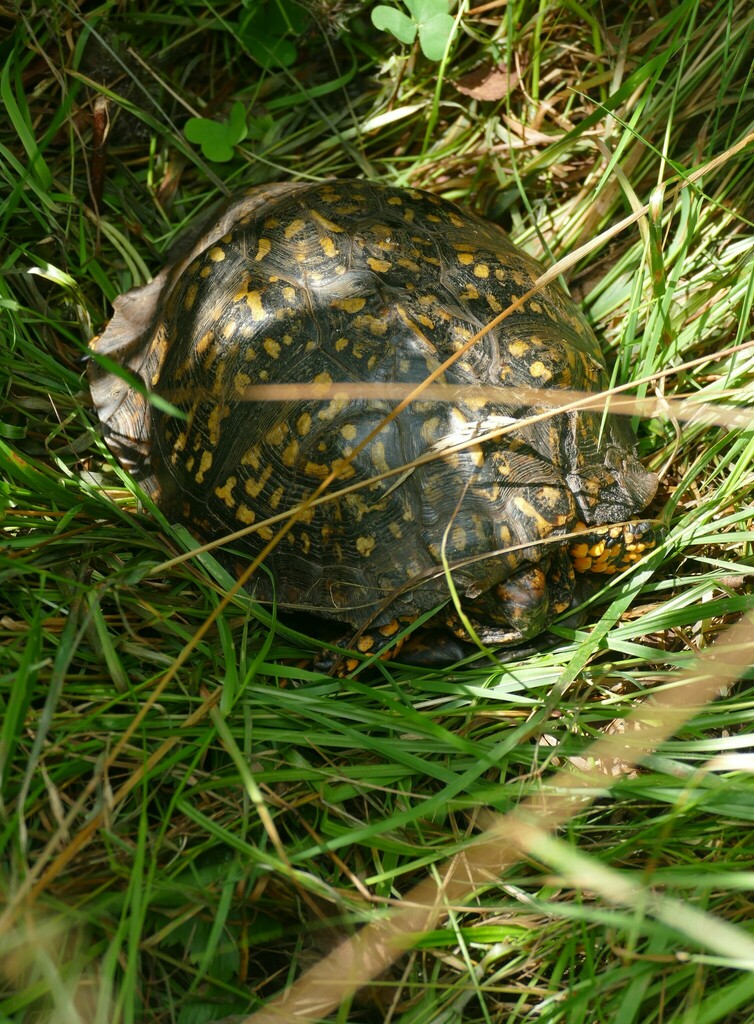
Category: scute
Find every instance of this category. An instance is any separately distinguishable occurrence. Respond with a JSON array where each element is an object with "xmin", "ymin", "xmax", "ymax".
[{"xmin": 89, "ymin": 180, "xmax": 657, "ymax": 639}]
